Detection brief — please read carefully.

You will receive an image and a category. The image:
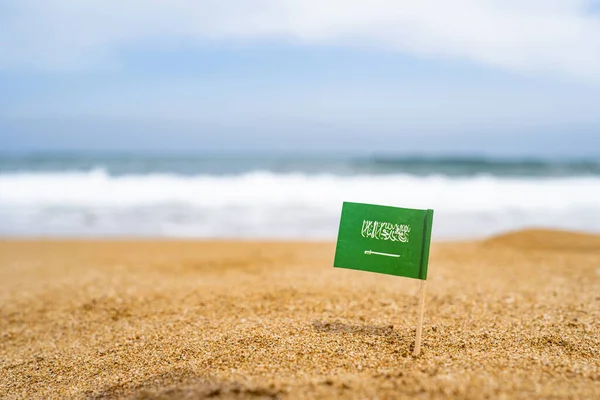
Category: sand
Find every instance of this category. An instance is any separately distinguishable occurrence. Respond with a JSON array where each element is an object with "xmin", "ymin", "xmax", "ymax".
[{"xmin": 1, "ymin": 229, "xmax": 599, "ymax": 399}]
